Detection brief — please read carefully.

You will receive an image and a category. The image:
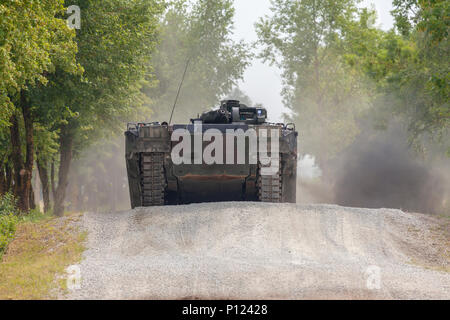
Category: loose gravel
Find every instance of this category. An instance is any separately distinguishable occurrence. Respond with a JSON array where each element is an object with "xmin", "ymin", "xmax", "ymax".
[{"xmin": 66, "ymin": 203, "xmax": 450, "ymax": 299}]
